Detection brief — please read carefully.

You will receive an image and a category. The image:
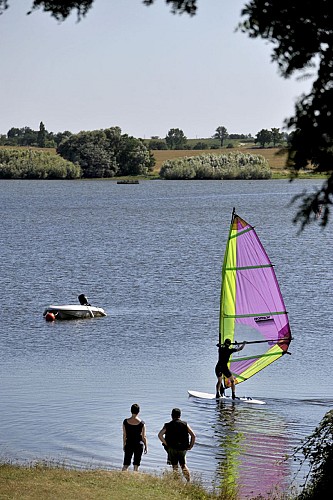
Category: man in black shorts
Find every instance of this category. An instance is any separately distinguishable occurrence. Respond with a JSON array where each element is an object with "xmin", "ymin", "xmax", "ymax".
[
  {"xmin": 158, "ymin": 408, "xmax": 195, "ymax": 482},
  {"xmin": 215, "ymin": 338, "xmax": 246, "ymax": 399}
]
